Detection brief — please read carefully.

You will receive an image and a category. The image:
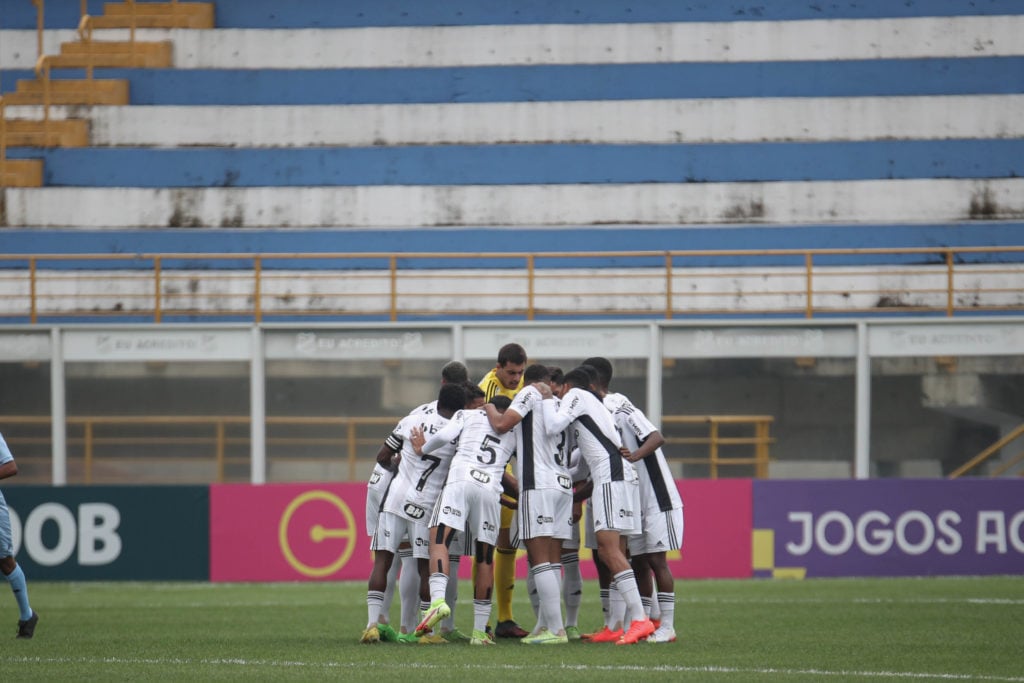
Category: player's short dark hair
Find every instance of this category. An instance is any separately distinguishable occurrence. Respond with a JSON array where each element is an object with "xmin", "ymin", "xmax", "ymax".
[
  {"xmin": 441, "ymin": 360, "xmax": 469, "ymax": 384},
  {"xmin": 438, "ymin": 383, "xmax": 468, "ymax": 413},
  {"xmin": 489, "ymin": 395, "xmax": 512, "ymax": 411},
  {"xmin": 575, "ymin": 364, "xmax": 598, "ymax": 385},
  {"xmin": 563, "ymin": 368, "xmax": 594, "ymax": 391},
  {"xmin": 582, "ymin": 357, "xmax": 613, "ymax": 389},
  {"xmin": 496, "ymin": 343, "xmax": 527, "ymax": 367},
  {"xmin": 523, "ymin": 363, "xmax": 550, "ymax": 384},
  {"xmin": 463, "ymin": 382, "xmax": 485, "ymax": 404},
  {"xmin": 546, "ymin": 366, "xmax": 564, "ymax": 385}
]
